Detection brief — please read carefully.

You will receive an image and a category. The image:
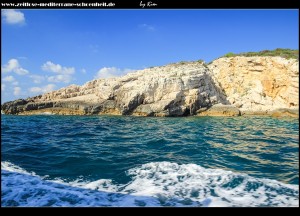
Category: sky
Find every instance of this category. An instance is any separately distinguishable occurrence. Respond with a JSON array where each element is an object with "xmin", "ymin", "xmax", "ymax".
[{"xmin": 1, "ymin": 9, "xmax": 299, "ymax": 103}]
